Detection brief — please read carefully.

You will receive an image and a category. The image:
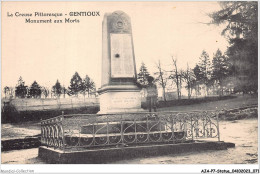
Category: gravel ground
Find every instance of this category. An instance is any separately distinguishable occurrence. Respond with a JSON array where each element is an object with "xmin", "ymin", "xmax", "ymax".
[
  {"xmin": 113, "ymin": 118, "xmax": 258, "ymax": 164},
  {"xmin": 1, "ymin": 121, "xmax": 40, "ymax": 140},
  {"xmin": 1, "ymin": 118, "xmax": 258, "ymax": 164}
]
